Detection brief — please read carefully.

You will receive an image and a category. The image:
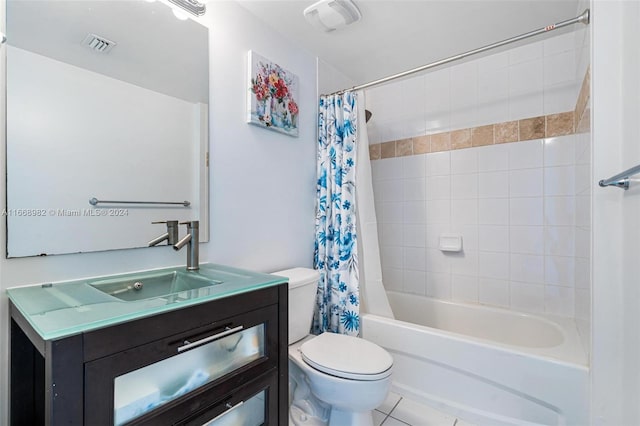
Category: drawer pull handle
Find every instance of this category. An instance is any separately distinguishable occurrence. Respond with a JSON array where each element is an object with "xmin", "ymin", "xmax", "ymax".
[
  {"xmin": 207, "ymin": 400, "xmax": 244, "ymax": 424},
  {"xmin": 178, "ymin": 325, "xmax": 244, "ymax": 353}
]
